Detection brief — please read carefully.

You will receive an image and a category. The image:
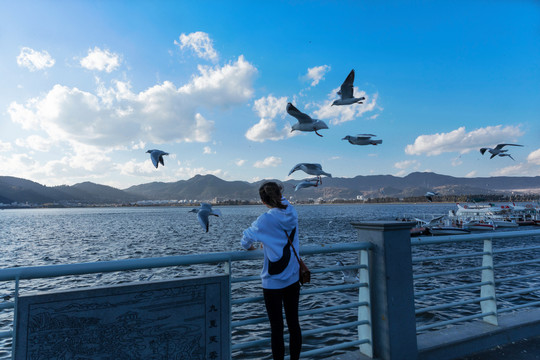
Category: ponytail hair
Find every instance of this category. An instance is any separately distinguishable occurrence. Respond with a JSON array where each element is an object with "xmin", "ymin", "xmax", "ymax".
[{"xmin": 259, "ymin": 181, "xmax": 287, "ymax": 210}]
